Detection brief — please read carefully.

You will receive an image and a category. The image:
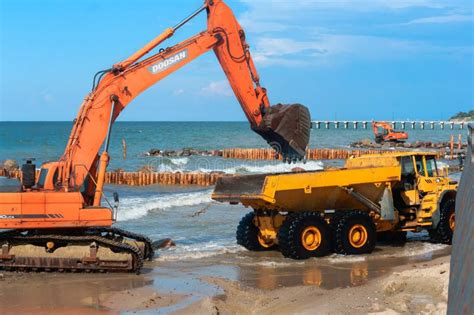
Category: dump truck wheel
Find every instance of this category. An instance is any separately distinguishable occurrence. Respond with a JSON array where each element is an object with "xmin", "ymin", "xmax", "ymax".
[
  {"xmin": 236, "ymin": 212, "xmax": 275, "ymax": 251},
  {"xmin": 278, "ymin": 212, "xmax": 331, "ymax": 259},
  {"xmin": 335, "ymin": 211, "xmax": 376, "ymax": 255},
  {"xmin": 429, "ymin": 199, "xmax": 455, "ymax": 244}
]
